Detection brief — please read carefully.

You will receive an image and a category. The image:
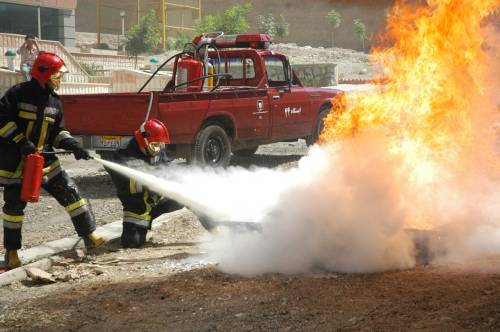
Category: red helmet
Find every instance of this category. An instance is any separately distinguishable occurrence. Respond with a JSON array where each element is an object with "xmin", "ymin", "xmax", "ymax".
[
  {"xmin": 134, "ymin": 119, "xmax": 170, "ymax": 149},
  {"xmin": 30, "ymin": 51, "xmax": 68, "ymax": 84}
]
